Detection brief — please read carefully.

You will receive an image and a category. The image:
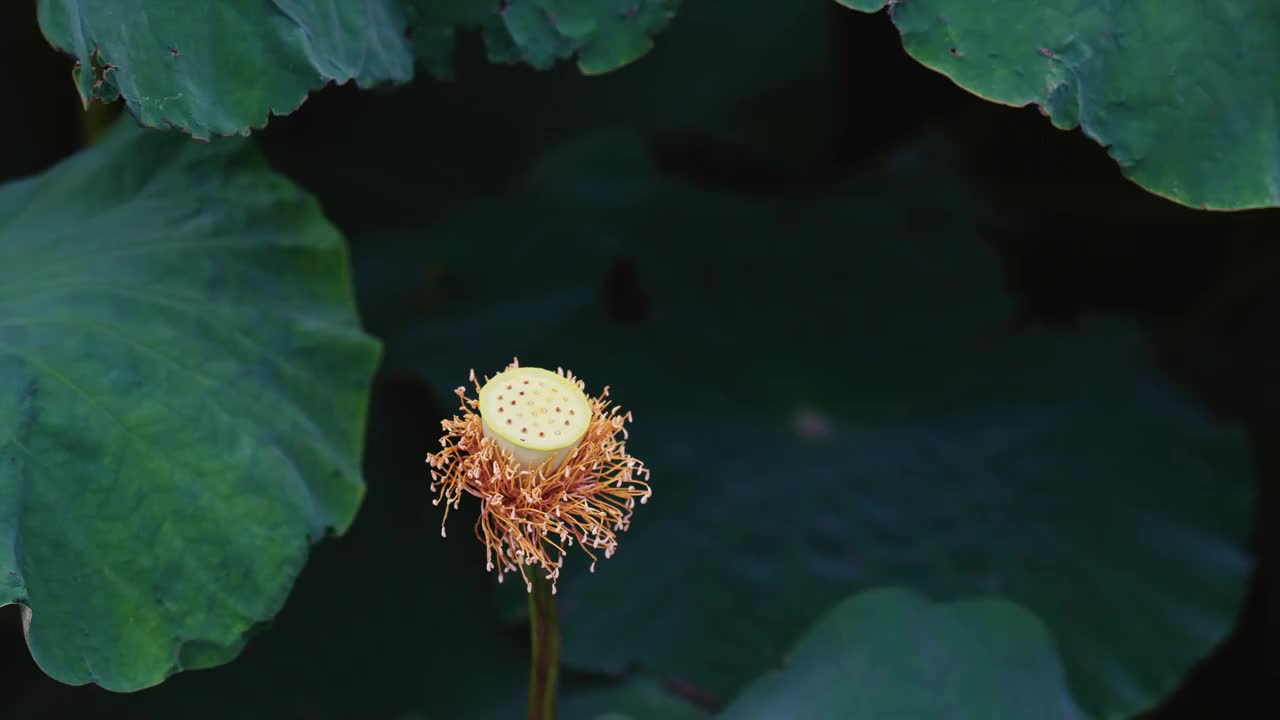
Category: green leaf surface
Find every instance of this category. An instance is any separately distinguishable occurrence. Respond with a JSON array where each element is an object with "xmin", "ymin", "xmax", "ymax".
[
  {"xmin": 36, "ymin": 1, "xmax": 682, "ymax": 137},
  {"xmin": 0, "ymin": 121, "xmax": 380, "ymax": 691},
  {"xmin": 401, "ymin": 0, "xmax": 493, "ymax": 79},
  {"xmin": 406, "ymin": 0, "xmax": 680, "ymax": 76},
  {"xmin": 570, "ymin": 677, "xmax": 709, "ymax": 720},
  {"xmin": 722, "ymin": 588, "xmax": 1086, "ymax": 720},
  {"xmin": 835, "ymin": 0, "xmax": 1280, "ymax": 210},
  {"xmin": 37, "ymin": 0, "xmax": 415, "ymax": 138},
  {"xmin": 377, "ymin": 132, "xmax": 1252, "ymax": 717}
]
